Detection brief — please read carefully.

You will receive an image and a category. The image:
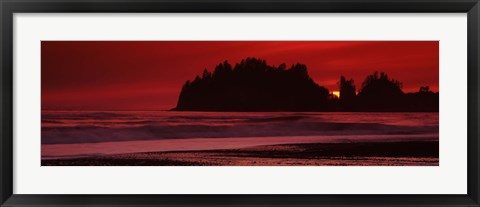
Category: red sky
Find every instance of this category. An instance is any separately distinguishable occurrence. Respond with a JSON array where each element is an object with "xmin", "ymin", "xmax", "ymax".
[{"xmin": 41, "ymin": 41, "xmax": 439, "ymax": 110}]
